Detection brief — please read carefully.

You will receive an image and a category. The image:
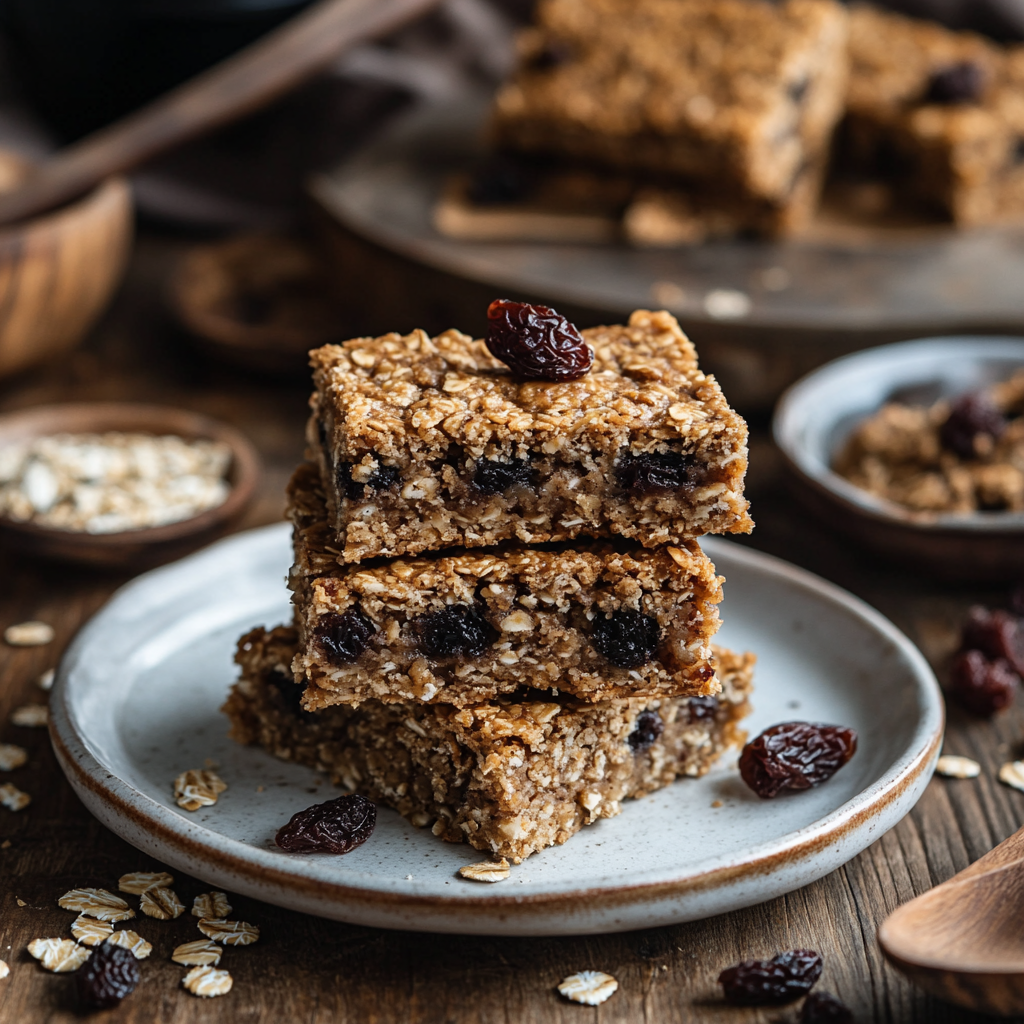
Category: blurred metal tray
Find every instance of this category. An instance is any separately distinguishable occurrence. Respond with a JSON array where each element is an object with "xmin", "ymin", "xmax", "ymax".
[{"xmin": 310, "ymin": 97, "xmax": 1024, "ymax": 411}]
